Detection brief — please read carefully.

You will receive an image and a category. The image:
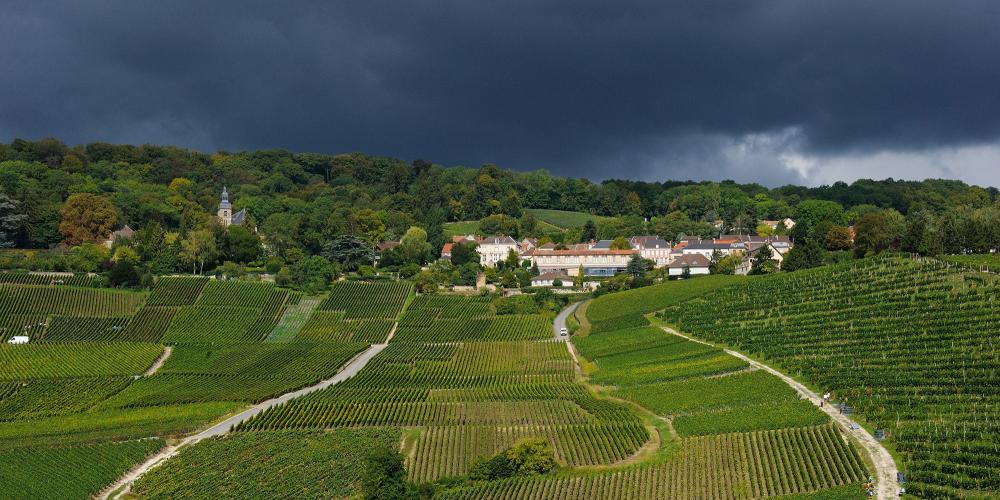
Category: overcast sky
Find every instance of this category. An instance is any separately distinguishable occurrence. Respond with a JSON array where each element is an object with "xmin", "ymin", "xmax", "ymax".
[{"xmin": 2, "ymin": 1, "xmax": 999, "ymax": 187}]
